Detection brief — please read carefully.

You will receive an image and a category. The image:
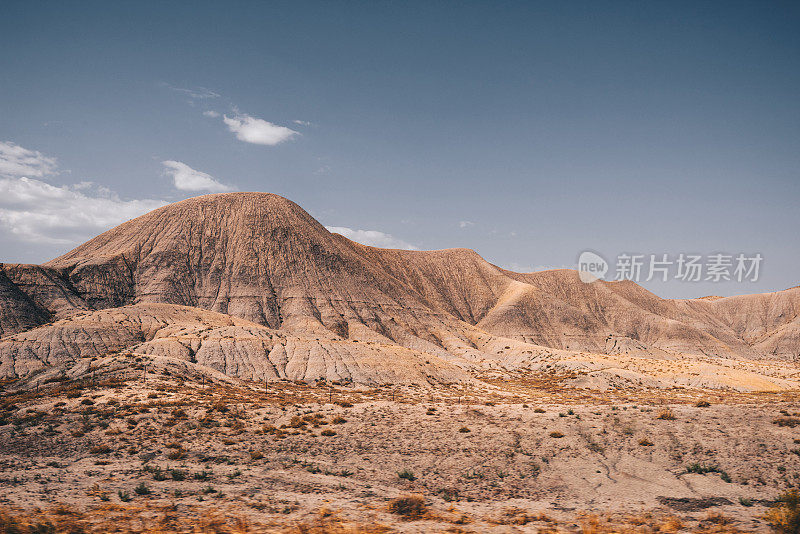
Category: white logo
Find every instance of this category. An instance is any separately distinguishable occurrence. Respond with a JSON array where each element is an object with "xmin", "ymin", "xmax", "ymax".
[{"xmin": 578, "ymin": 251, "xmax": 608, "ymax": 283}]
